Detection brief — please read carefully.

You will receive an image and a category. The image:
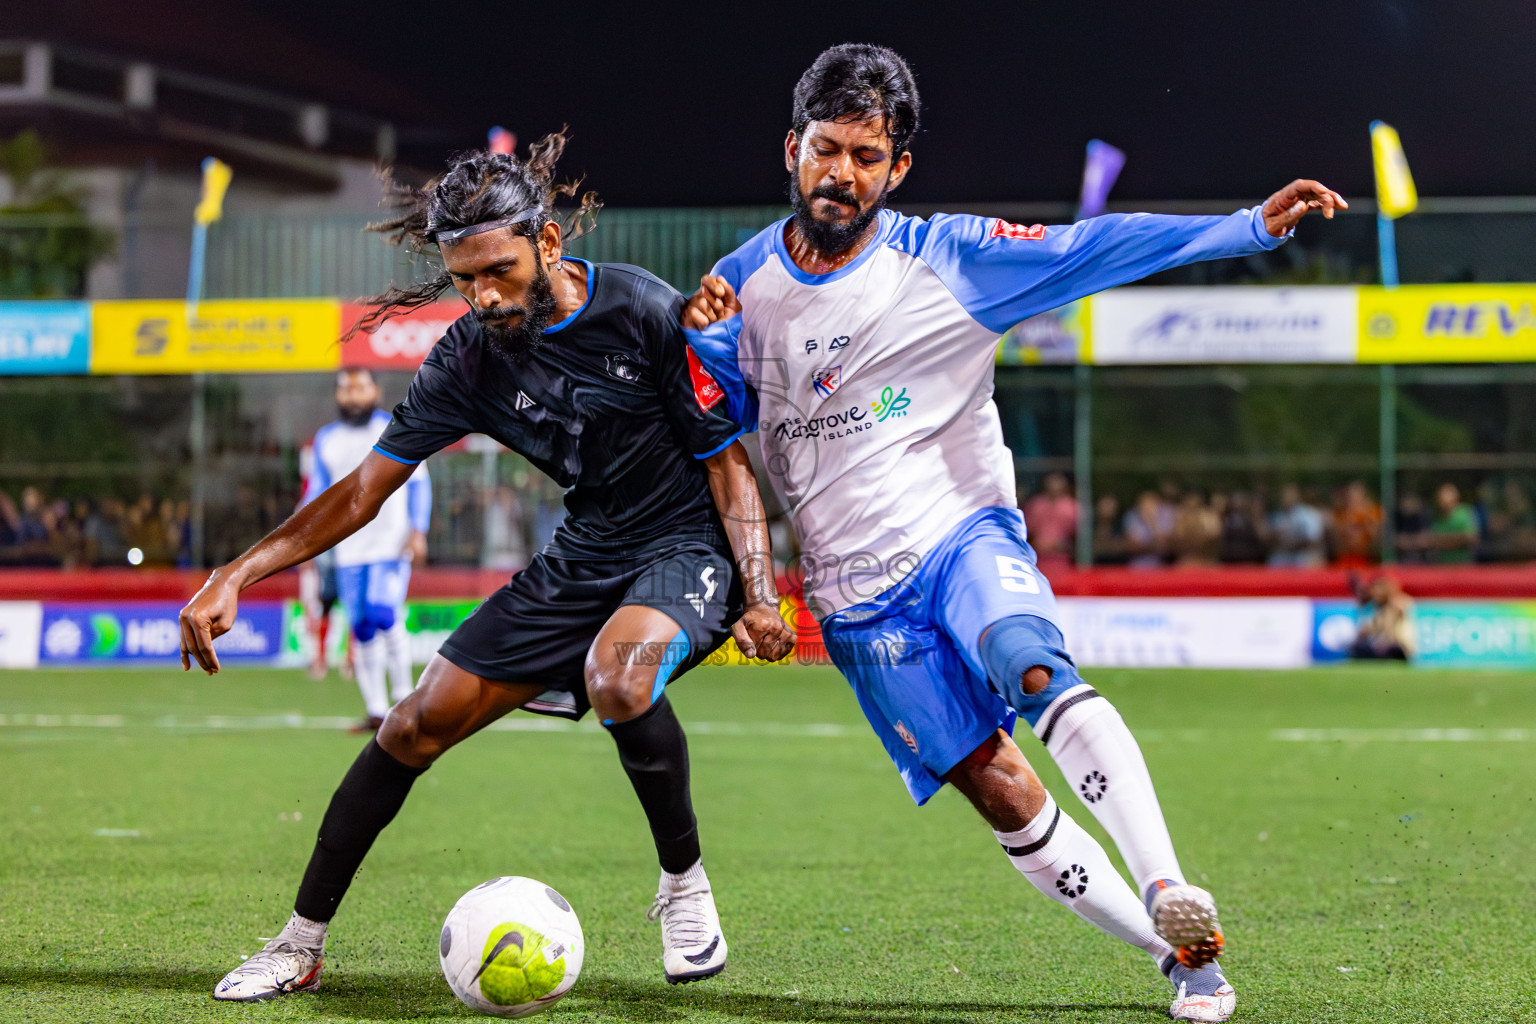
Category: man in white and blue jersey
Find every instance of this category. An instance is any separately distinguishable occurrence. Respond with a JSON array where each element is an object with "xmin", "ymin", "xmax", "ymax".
[
  {"xmin": 305, "ymin": 367, "xmax": 432, "ymax": 731},
  {"xmin": 685, "ymin": 44, "xmax": 1346, "ymax": 1023}
]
